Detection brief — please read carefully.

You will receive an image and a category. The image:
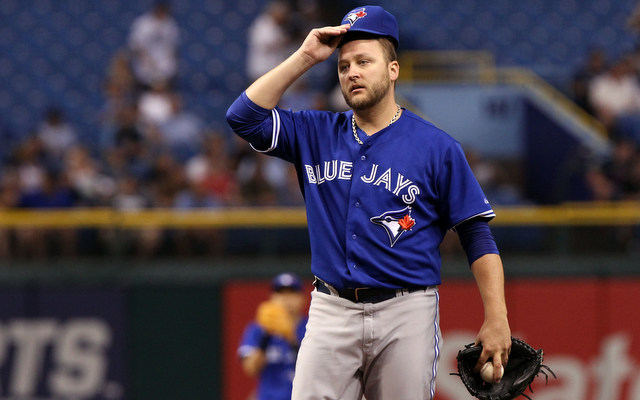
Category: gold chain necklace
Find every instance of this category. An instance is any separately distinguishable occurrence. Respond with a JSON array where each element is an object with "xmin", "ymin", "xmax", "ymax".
[{"xmin": 351, "ymin": 104, "xmax": 401, "ymax": 145}]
